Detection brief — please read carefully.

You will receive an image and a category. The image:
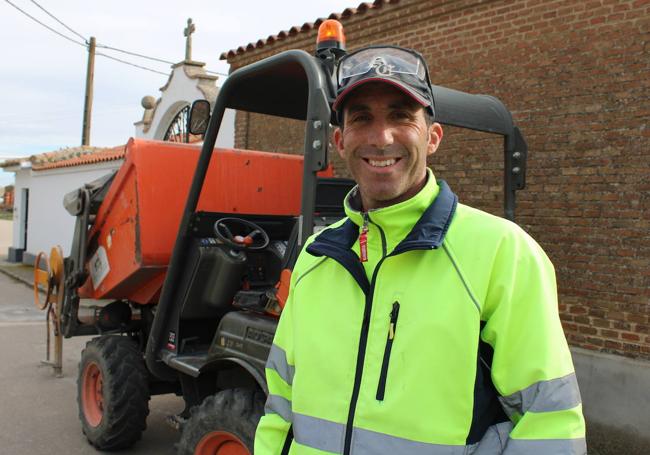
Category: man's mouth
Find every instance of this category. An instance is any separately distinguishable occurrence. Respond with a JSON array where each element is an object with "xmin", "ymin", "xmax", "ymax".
[{"xmin": 365, "ymin": 158, "xmax": 400, "ymax": 168}]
